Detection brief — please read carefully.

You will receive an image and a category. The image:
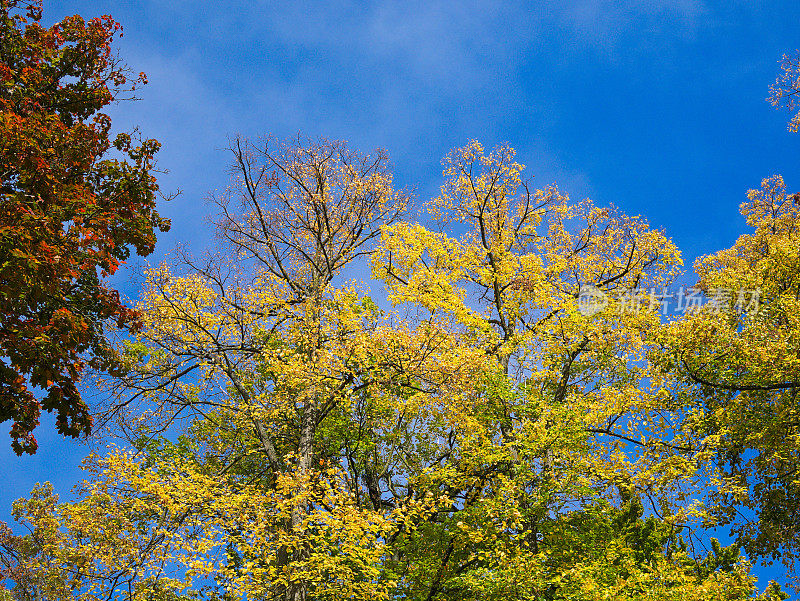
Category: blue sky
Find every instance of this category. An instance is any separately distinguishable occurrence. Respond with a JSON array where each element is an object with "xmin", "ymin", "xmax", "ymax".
[{"xmin": 2, "ymin": 0, "xmax": 800, "ymax": 590}]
